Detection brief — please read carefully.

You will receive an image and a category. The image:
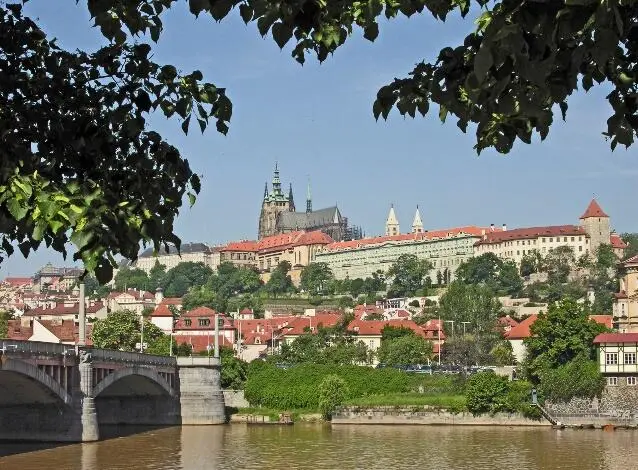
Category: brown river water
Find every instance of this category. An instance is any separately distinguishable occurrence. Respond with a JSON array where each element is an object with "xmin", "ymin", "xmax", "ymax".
[{"xmin": 0, "ymin": 424, "xmax": 636, "ymax": 470}]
